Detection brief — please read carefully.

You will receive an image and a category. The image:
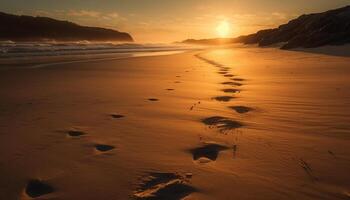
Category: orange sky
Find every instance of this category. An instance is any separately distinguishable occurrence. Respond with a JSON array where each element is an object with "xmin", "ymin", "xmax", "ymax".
[{"xmin": 1, "ymin": 0, "xmax": 349, "ymax": 42}]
